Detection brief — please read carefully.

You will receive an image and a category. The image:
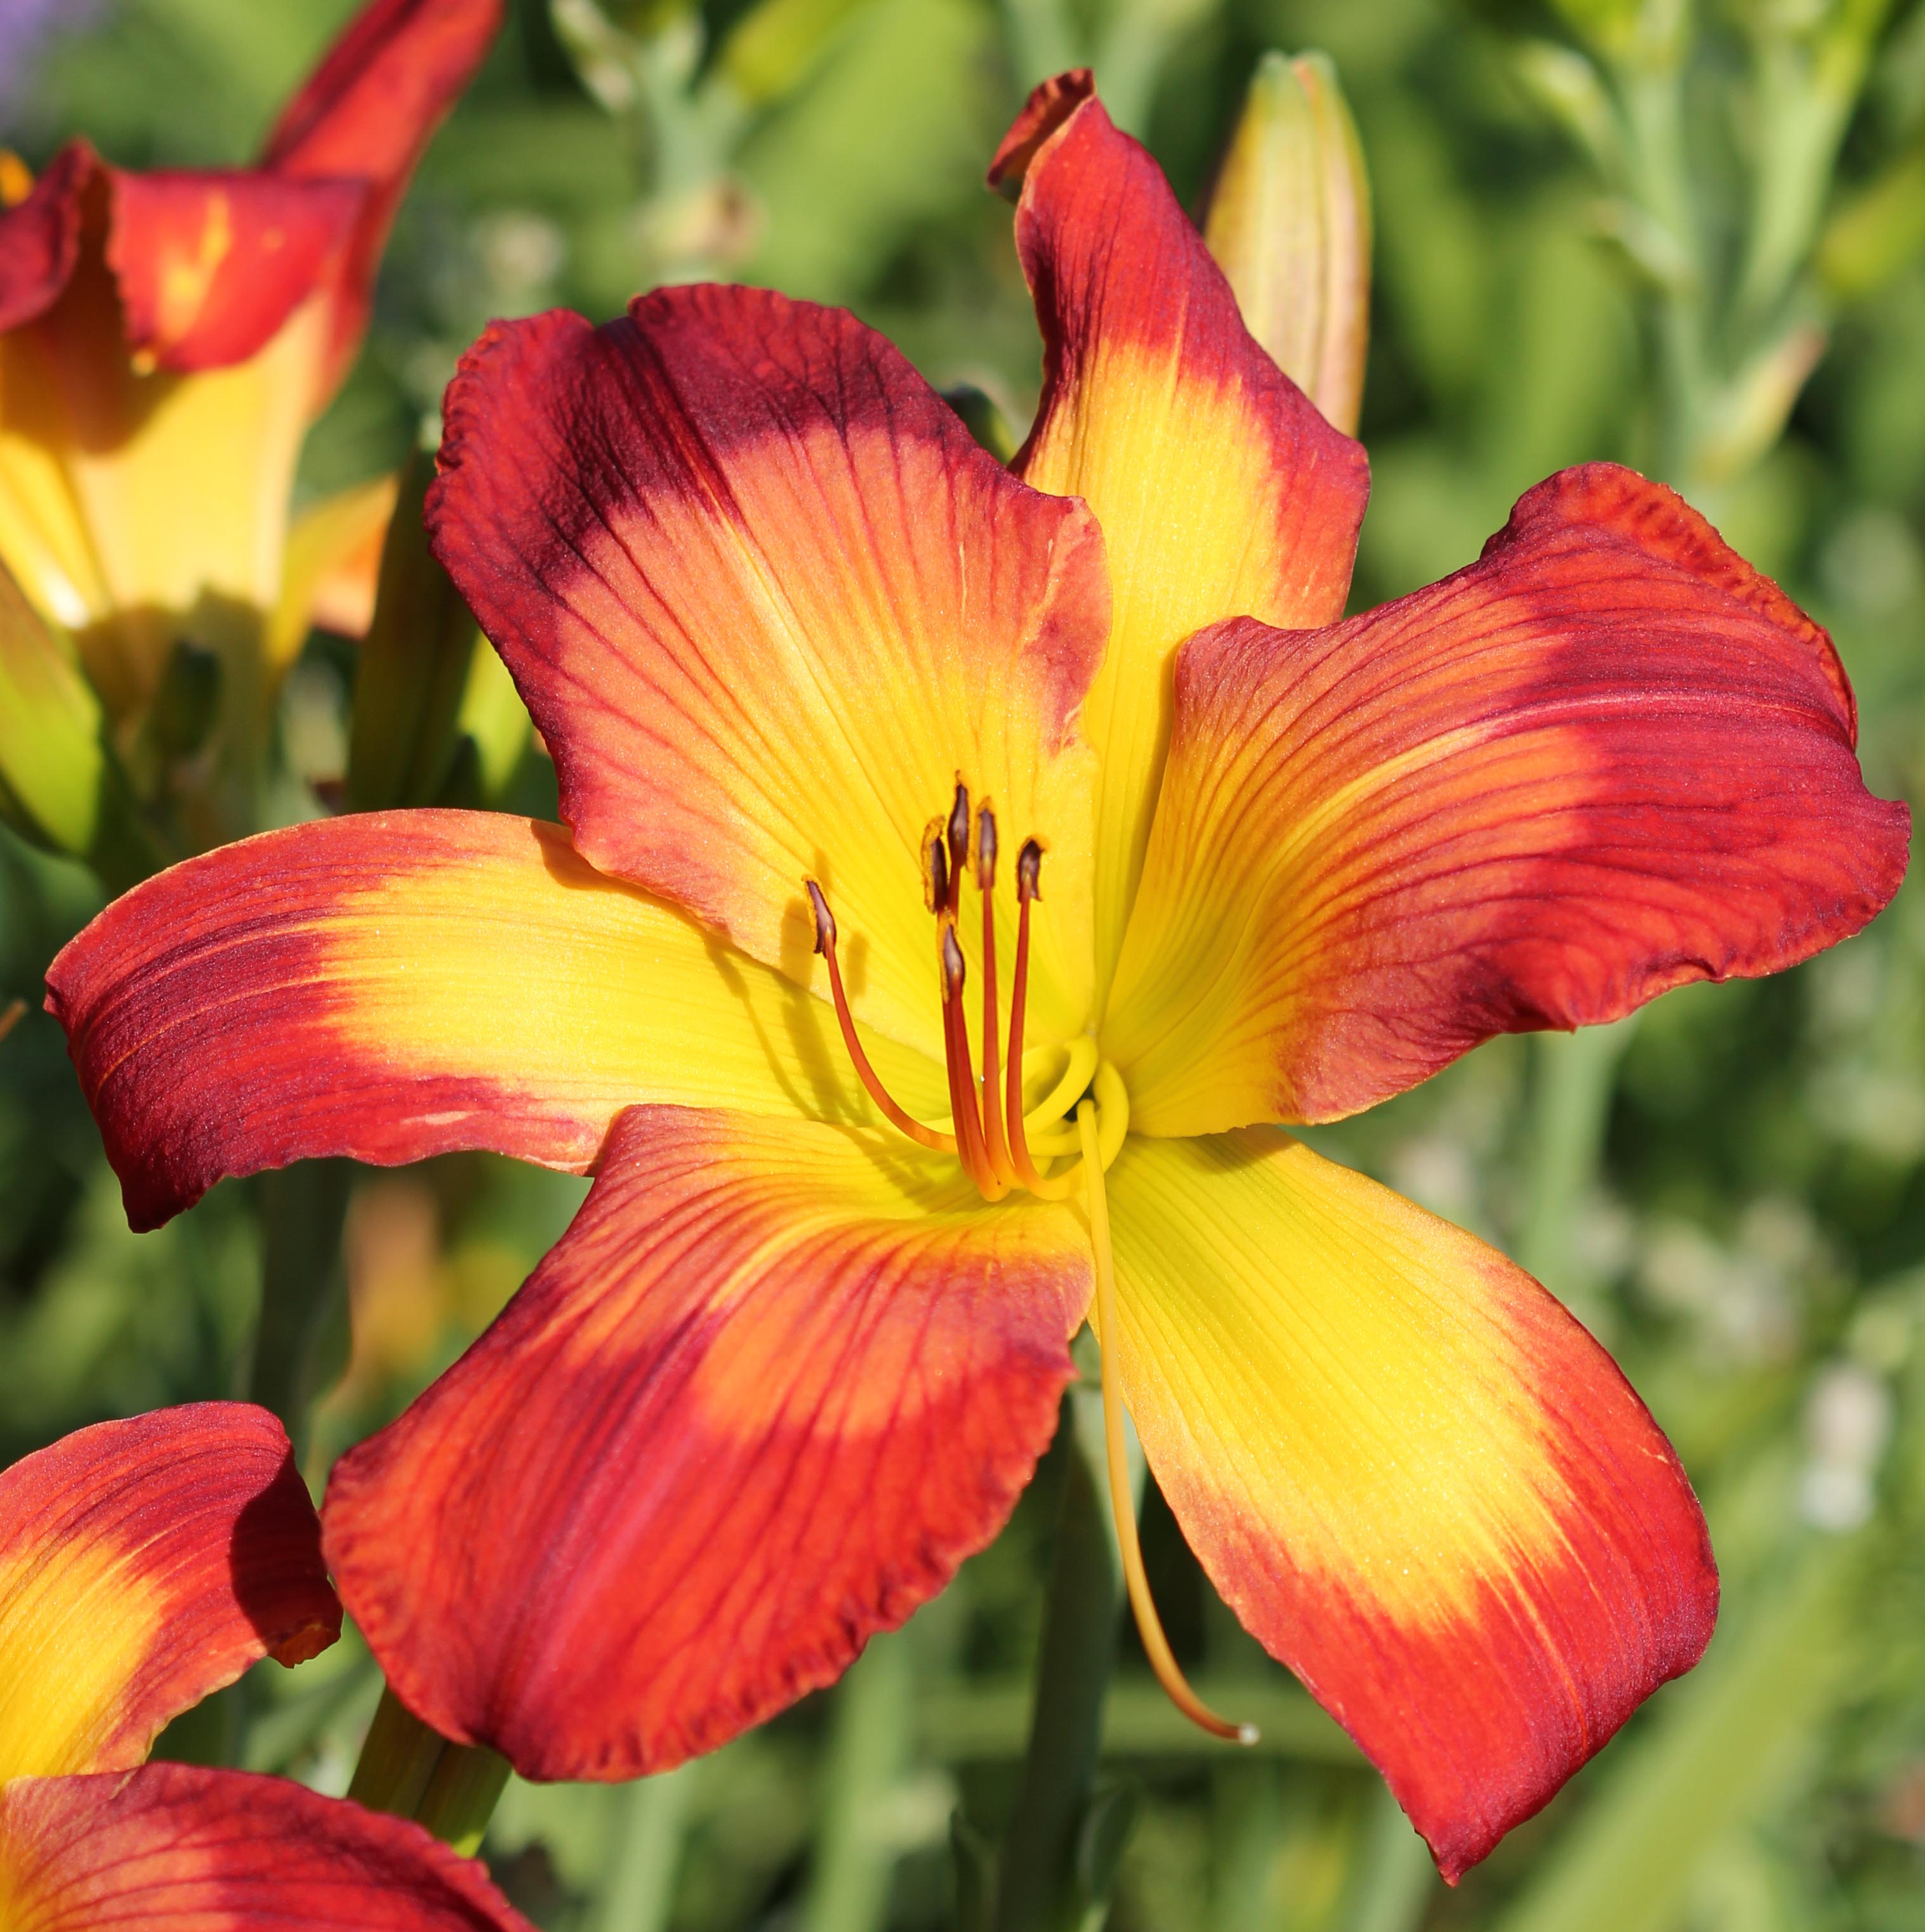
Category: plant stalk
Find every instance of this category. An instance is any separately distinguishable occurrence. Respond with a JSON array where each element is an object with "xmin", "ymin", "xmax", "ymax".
[{"xmin": 348, "ymin": 1684, "xmax": 510, "ymax": 1856}]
